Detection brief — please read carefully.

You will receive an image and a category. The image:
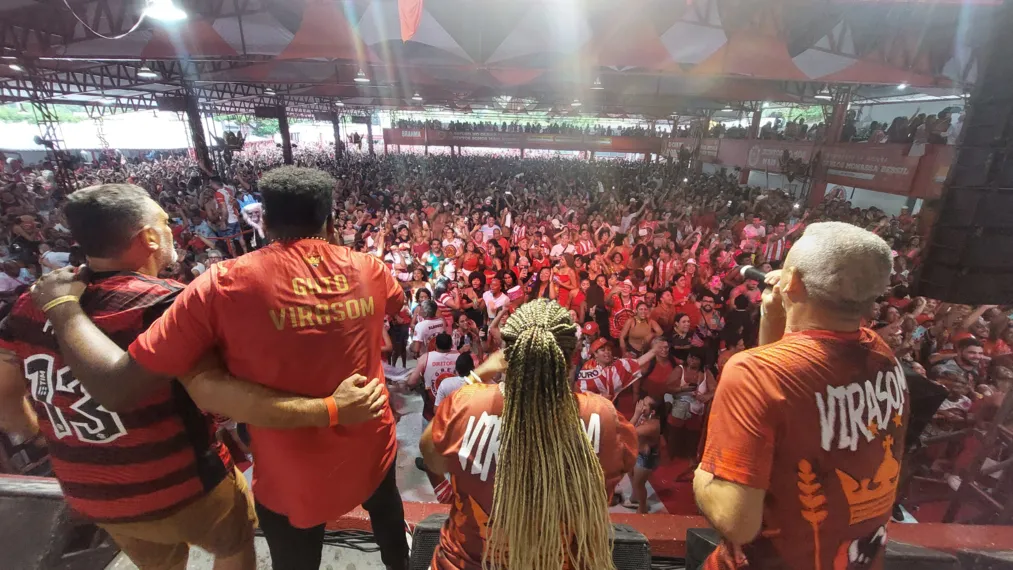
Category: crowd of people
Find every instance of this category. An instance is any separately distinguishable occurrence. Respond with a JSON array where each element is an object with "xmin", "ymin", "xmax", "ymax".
[
  {"xmin": 0, "ymin": 141, "xmax": 1009, "ymax": 570},
  {"xmin": 394, "ymin": 118, "xmax": 668, "ymax": 137}
]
